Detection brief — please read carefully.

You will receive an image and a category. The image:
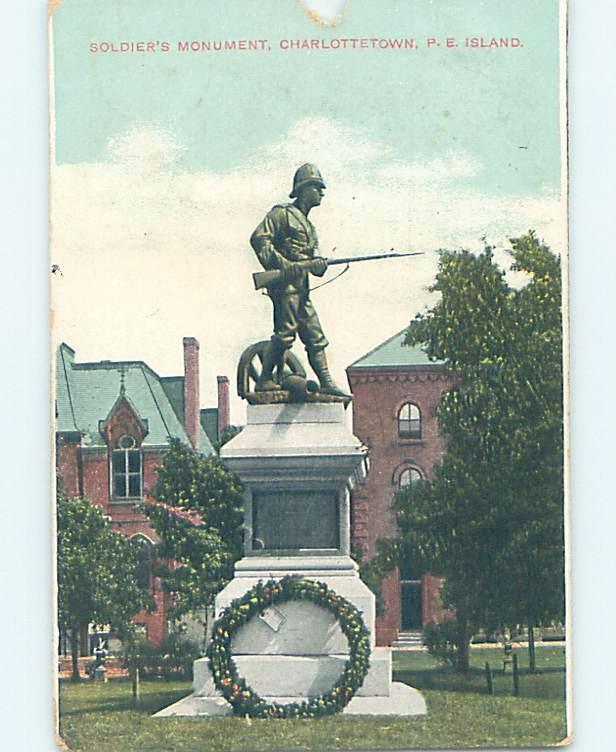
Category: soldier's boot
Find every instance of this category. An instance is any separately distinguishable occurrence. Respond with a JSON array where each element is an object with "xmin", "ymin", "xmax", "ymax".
[
  {"xmin": 255, "ymin": 339, "xmax": 285, "ymax": 391},
  {"xmin": 307, "ymin": 348, "xmax": 351, "ymax": 398}
]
